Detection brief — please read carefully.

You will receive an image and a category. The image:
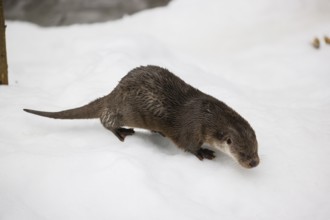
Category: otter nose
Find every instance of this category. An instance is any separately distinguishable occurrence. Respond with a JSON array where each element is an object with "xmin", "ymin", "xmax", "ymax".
[{"xmin": 249, "ymin": 158, "xmax": 259, "ymax": 168}]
